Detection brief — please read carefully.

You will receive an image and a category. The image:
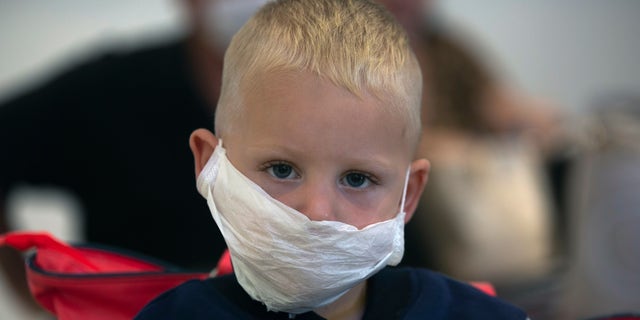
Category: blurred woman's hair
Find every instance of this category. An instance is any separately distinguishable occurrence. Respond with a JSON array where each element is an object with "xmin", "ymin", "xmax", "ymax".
[{"xmin": 420, "ymin": 29, "xmax": 495, "ymax": 133}]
